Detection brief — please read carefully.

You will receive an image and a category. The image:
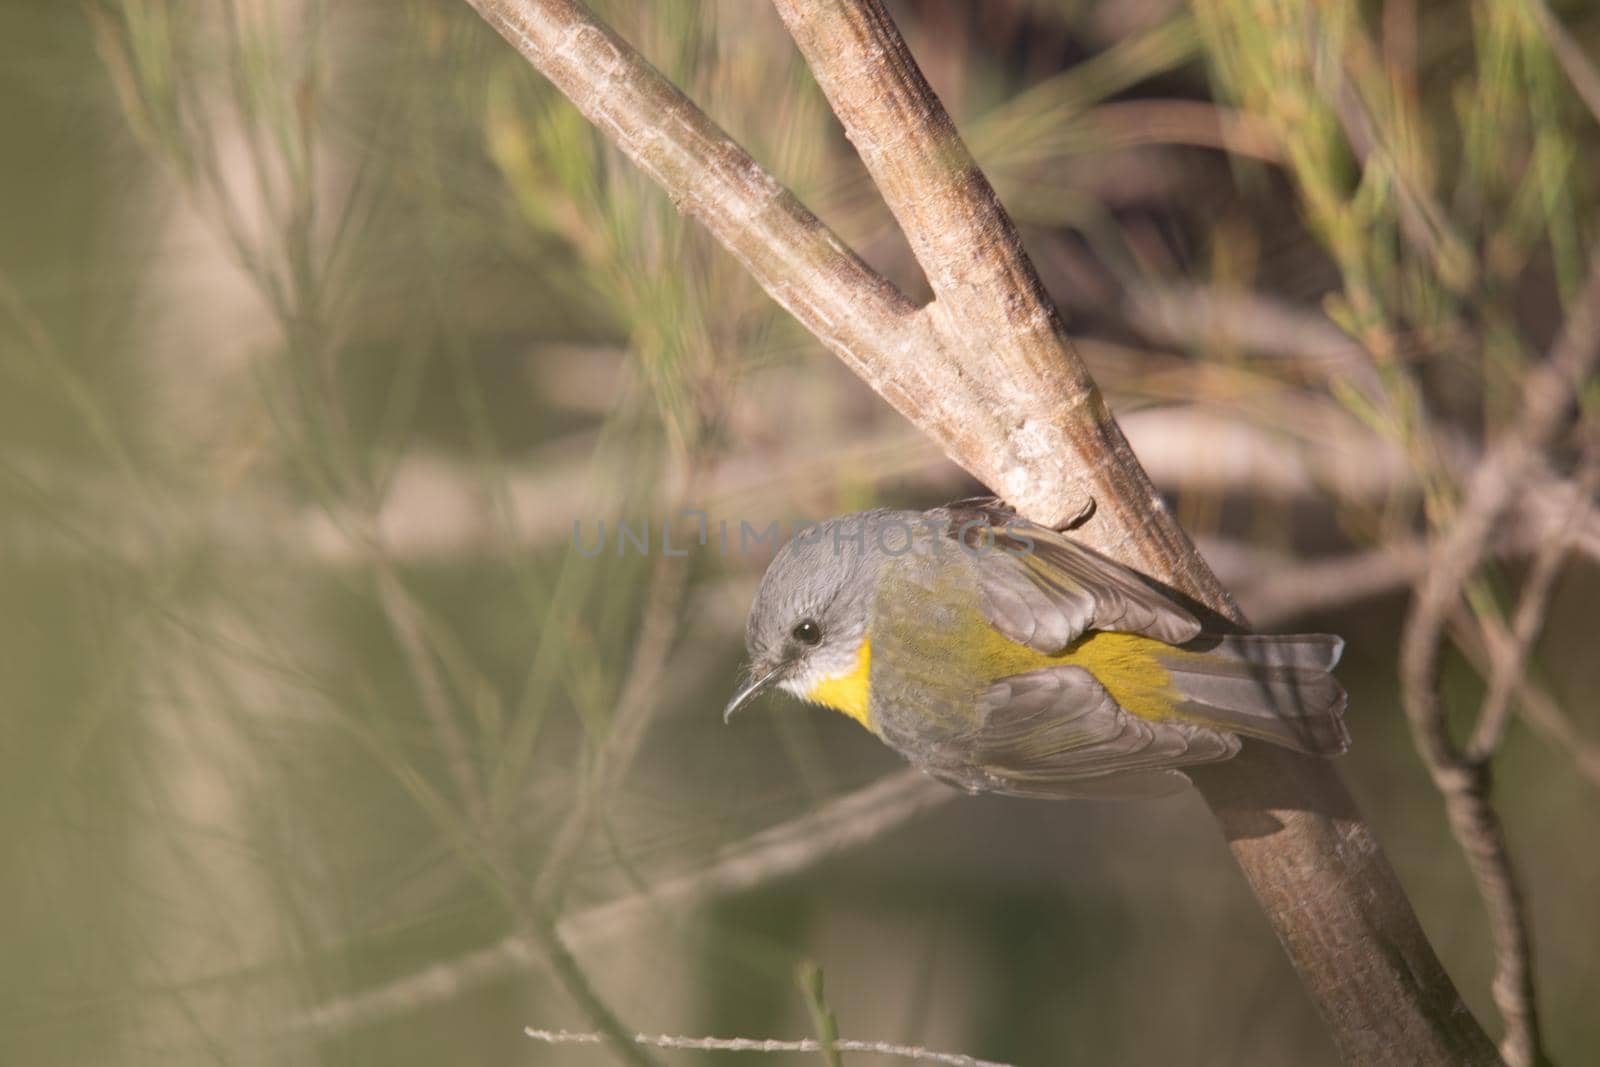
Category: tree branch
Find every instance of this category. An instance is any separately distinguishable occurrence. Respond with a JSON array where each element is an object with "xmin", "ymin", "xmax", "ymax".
[
  {"xmin": 768, "ymin": 0, "xmax": 1235, "ymax": 582},
  {"xmin": 460, "ymin": 0, "xmax": 1499, "ymax": 1060}
]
